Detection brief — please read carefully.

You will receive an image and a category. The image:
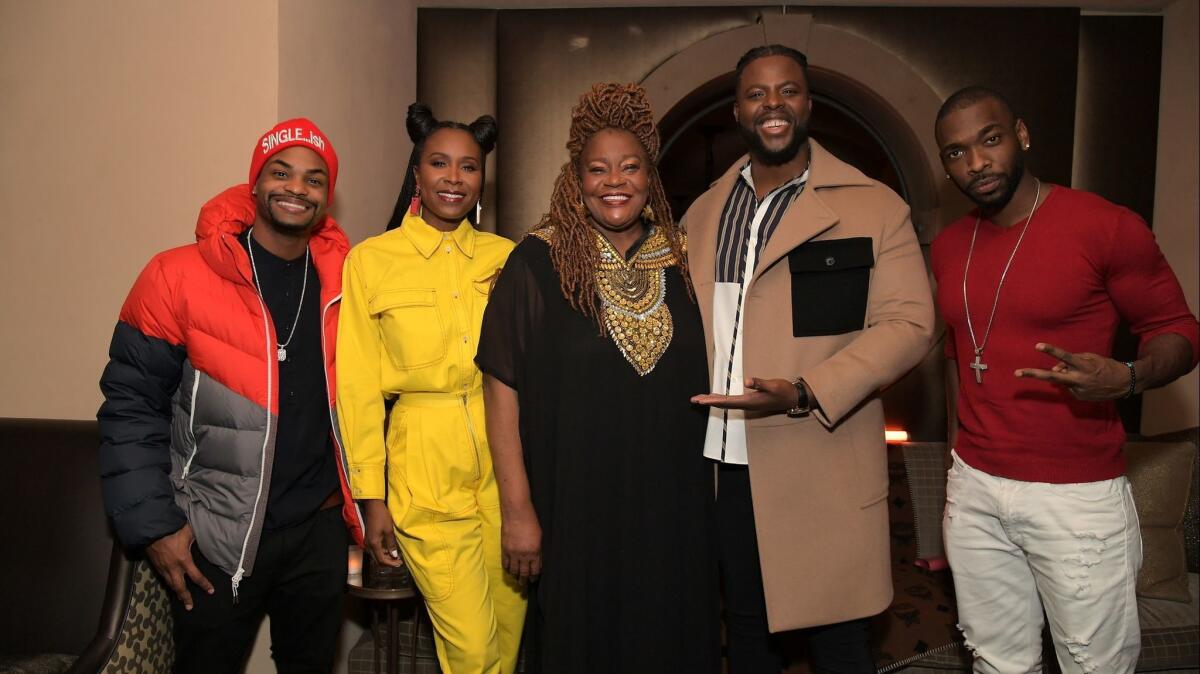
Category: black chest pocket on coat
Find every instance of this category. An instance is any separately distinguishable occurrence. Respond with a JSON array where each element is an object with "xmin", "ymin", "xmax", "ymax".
[{"xmin": 787, "ymin": 237, "xmax": 874, "ymax": 337}]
